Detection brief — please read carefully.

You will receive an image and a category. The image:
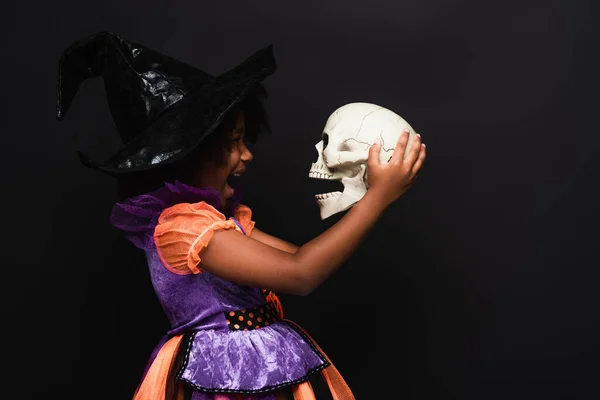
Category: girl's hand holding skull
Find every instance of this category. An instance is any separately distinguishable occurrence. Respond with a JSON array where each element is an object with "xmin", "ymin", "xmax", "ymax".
[{"xmin": 366, "ymin": 129, "xmax": 426, "ymax": 208}]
